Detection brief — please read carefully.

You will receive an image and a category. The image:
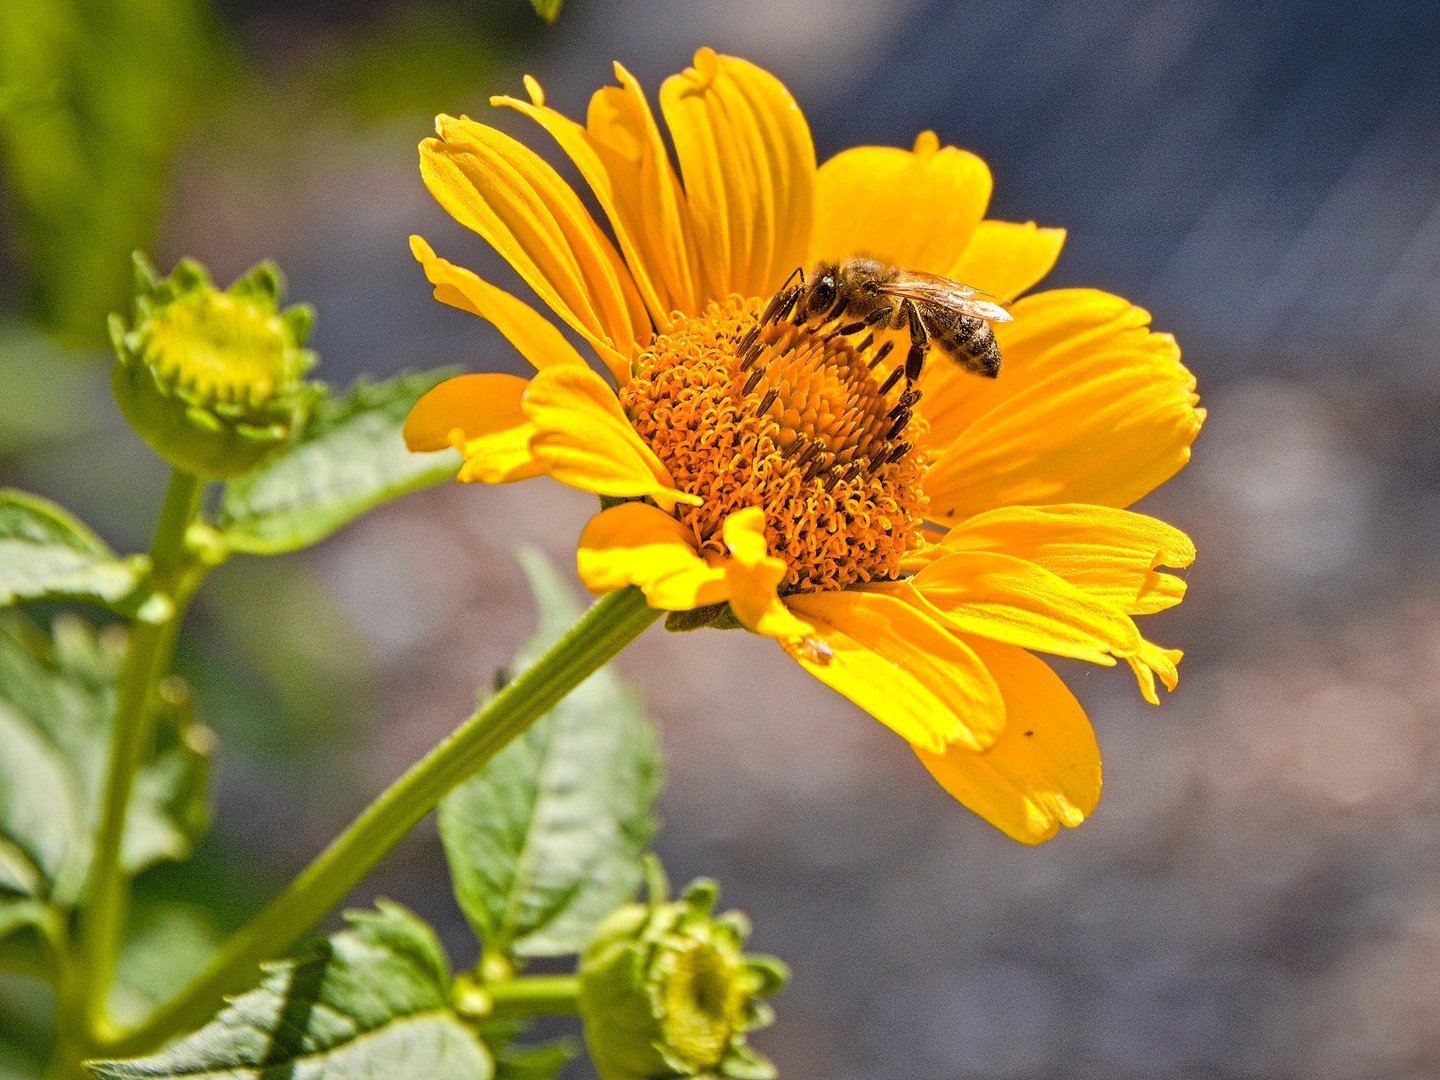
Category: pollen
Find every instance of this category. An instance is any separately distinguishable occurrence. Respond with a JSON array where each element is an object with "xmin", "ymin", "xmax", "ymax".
[{"xmin": 621, "ymin": 296, "xmax": 930, "ymax": 593}]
